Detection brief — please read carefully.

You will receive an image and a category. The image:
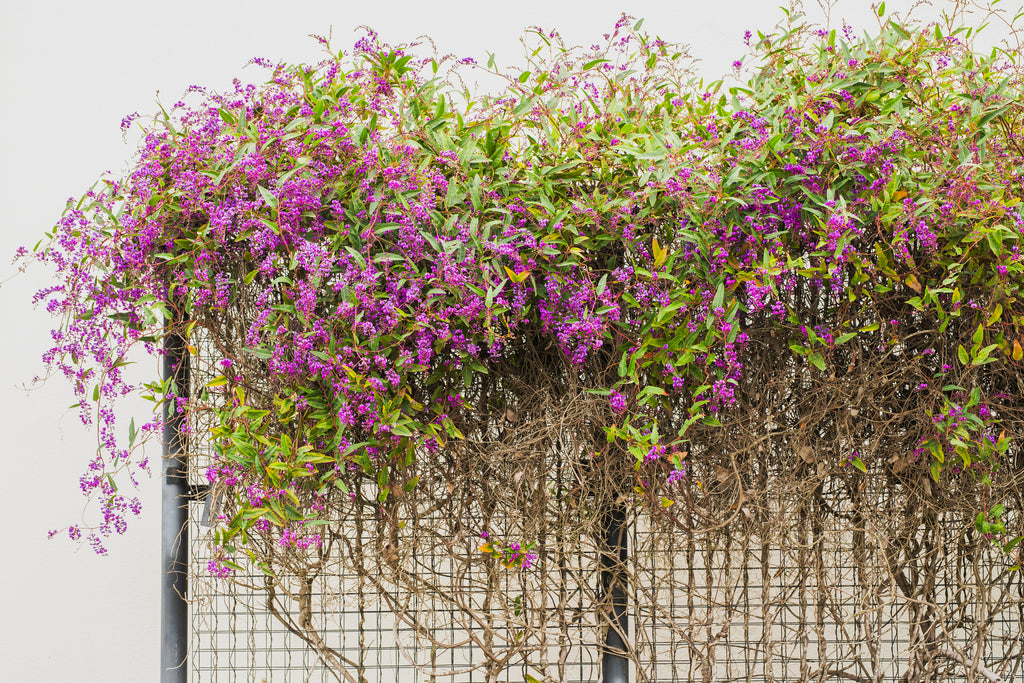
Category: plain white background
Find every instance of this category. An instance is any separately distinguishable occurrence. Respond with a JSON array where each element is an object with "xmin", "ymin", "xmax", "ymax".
[{"xmin": 0, "ymin": 0, "xmax": 1008, "ymax": 680}]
